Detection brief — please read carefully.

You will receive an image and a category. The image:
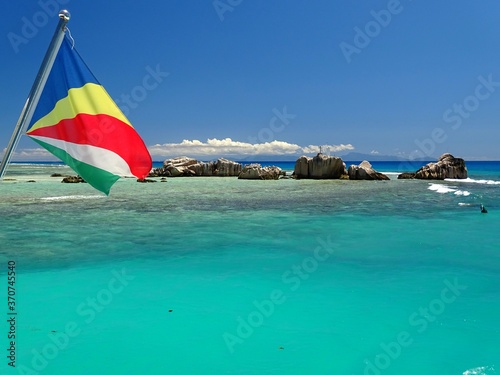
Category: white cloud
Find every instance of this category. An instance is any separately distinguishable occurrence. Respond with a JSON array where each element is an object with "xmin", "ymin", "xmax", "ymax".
[
  {"xmin": 6, "ymin": 139, "xmax": 355, "ymax": 161},
  {"xmin": 1, "ymin": 147, "xmax": 57, "ymax": 161},
  {"xmin": 148, "ymin": 138, "xmax": 354, "ymax": 157},
  {"xmin": 16, "ymin": 148, "xmax": 53, "ymax": 158}
]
